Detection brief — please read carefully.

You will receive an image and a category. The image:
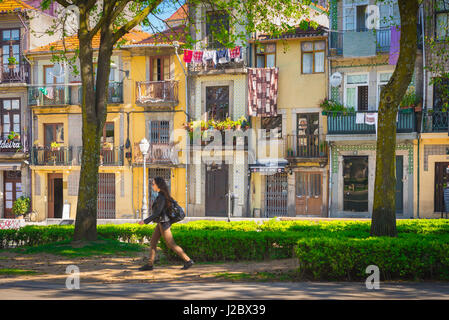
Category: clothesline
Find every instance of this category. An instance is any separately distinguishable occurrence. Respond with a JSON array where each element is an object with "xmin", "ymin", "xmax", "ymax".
[{"xmin": 183, "ymin": 46, "xmax": 243, "ymax": 65}]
